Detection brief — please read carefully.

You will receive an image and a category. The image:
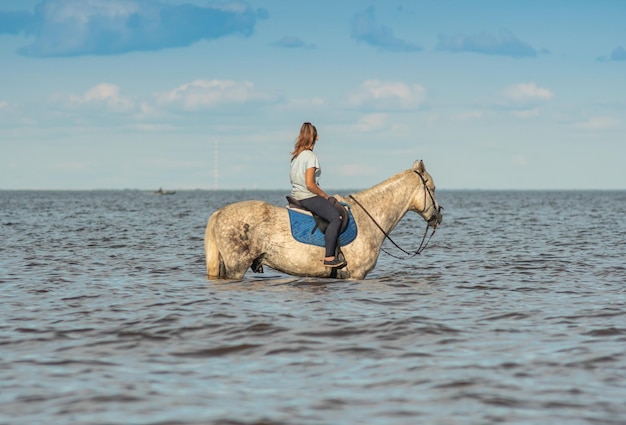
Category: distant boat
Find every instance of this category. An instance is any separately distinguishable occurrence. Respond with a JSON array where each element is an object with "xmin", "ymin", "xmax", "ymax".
[{"xmin": 153, "ymin": 187, "xmax": 176, "ymax": 195}]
